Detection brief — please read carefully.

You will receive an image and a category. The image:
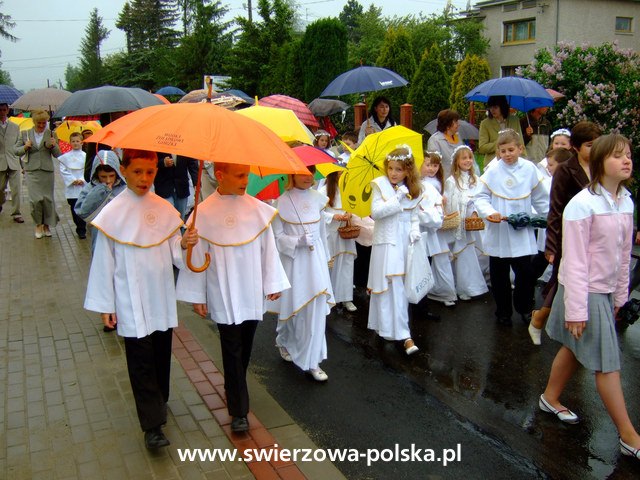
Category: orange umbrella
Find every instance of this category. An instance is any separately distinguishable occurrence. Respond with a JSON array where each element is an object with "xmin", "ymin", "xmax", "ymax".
[
  {"xmin": 86, "ymin": 102, "xmax": 309, "ymax": 271},
  {"xmin": 154, "ymin": 93, "xmax": 171, "ymax": 104}
]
